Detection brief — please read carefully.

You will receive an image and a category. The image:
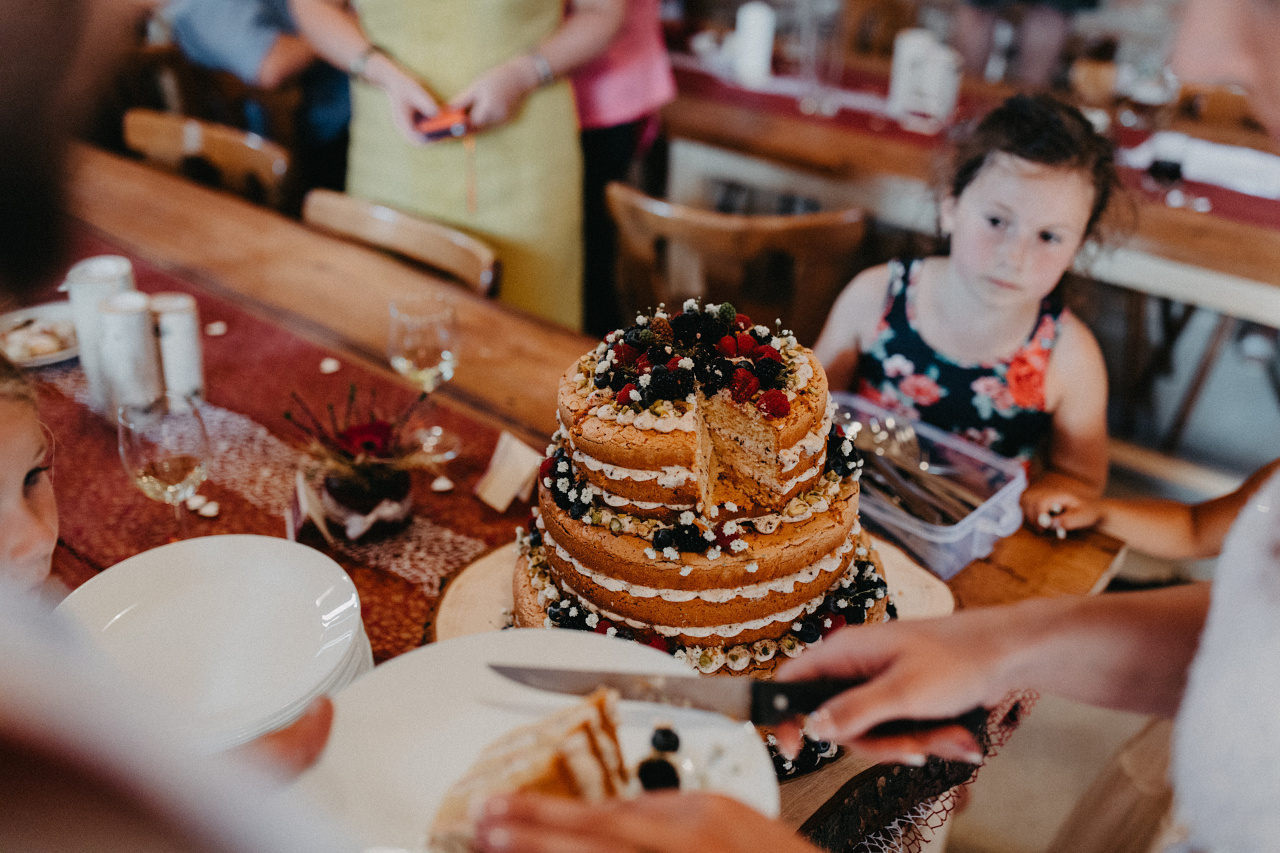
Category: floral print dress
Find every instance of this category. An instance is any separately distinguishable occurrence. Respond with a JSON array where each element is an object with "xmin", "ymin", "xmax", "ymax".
[{"xmin": 856, "ymin": 259, "xmax": 1062, "ymax": 462}]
